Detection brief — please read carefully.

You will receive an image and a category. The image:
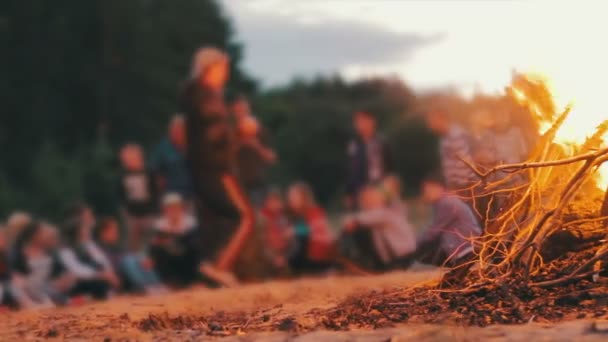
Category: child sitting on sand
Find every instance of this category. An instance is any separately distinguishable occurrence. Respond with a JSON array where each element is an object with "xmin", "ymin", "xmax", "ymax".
[
  {"xmin": 286, "ymin": 182, "xmax": 336, "ymax": 274},
  {"xmin": 416, "ymin": 175, "xmax": 482, "ymax": 283},
  {"xmin": 95, "ymin": 217, "xmax": 166, "ymax": 294},
  {"xmin": 149, "ymin": 193, "xmax": 200, "ymax": 287},
  {"xmin": 343, "ymin": 185, "xmax": 417, "ymax": 271}
]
